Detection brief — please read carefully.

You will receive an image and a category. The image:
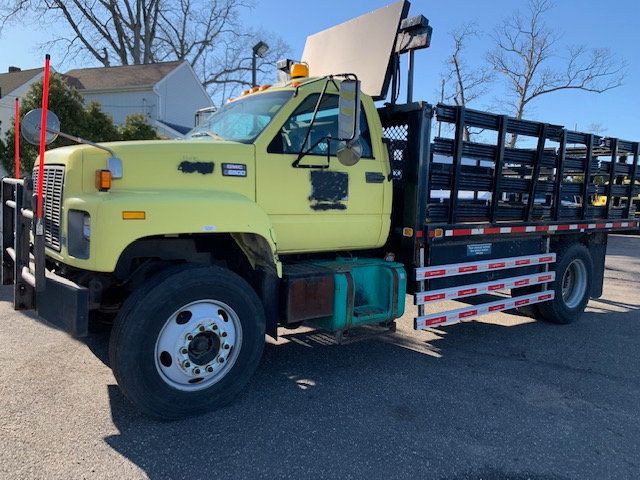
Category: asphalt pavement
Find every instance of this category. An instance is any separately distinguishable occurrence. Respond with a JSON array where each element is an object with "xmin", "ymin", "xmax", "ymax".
[{"xmin": 1, "ymin": 235, "xmax": 639, "ymax": 480}]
